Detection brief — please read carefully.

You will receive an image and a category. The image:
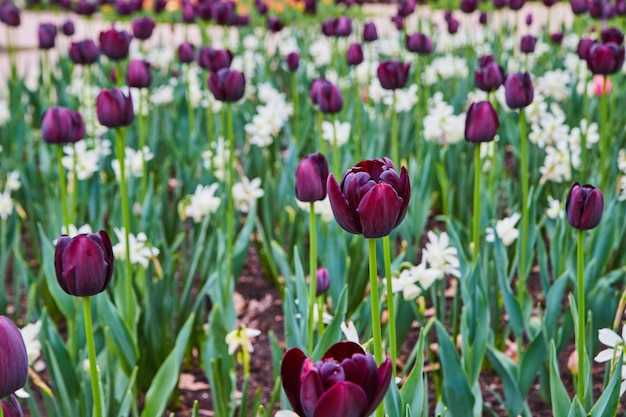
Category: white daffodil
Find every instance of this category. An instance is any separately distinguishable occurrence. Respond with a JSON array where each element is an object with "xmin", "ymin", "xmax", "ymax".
[
  {"xmin": 391, "ymin": 263, "xmax": 441, "ymax": 301},
  {"xmin": 225, "ymin": 325, "xmax": 261, "ymax": 355},
  {"xmin": 422, "ymin": 231, "xmax": 461, "ymax": 278},
  {"xmin": 546, "ymin": 196, "xmax": 562, "ymax": 220},
  {"xmin": 0, "ymin": 190, "xmax": 14, "ymax": 220},
  {"xmin": 486, "ymin": 213, "xmax": 521, "ymax": 247},
  {"xmin": 232, "ymin": 177, "xmax": 264, "ymax": 213},
  {"xmin": 184, "ymin": 184, "xmax": 221, "ymax": 223},
  {"xmin": 113, "ymin": 228, "xmax": 159, "ymax": 268},
  {"xmin": 322, "ymin": 120, "xmax": 351, "ymax": 147},
  {"xmin": 340, "ymin": 321, "xmax": 360, "ymax": 344},
  {"xmin": 594, "ymin": 326, "xmax": 626, "ymax": 363}
]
